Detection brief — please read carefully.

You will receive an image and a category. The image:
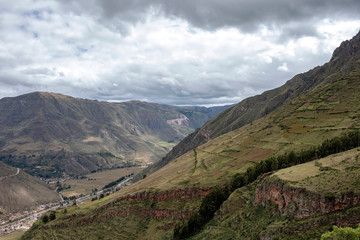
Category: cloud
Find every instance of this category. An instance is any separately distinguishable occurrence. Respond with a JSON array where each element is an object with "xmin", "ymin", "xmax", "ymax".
[
  {"xmin": 0, "ymin": 0, "xmax": 359, "ymax": 106},
  {"xmin": 59, "ymin": 0, "xmax": 360, "ymax": 34},
  {"xmin": 277, "ymin": 63, "xmax": 289, "ymax": 72}
]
